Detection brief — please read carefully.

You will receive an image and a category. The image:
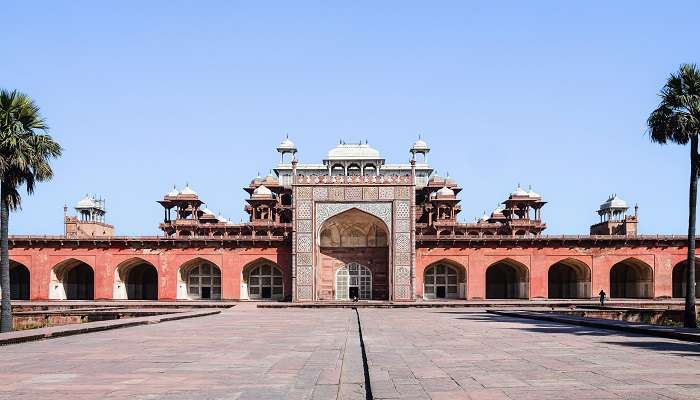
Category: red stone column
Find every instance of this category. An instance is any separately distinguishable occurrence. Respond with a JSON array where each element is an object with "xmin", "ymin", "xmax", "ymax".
[
  {"xmin": 468, "ymin": 254, "xmax": 487, "ymax": 300},
  {"xmin": 529, "ymin": 254, "xmax": 547, "ymax": 299},
  {"xmin": 93, "ymin": 253, "xmax": 112, "ymax": 300}
]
